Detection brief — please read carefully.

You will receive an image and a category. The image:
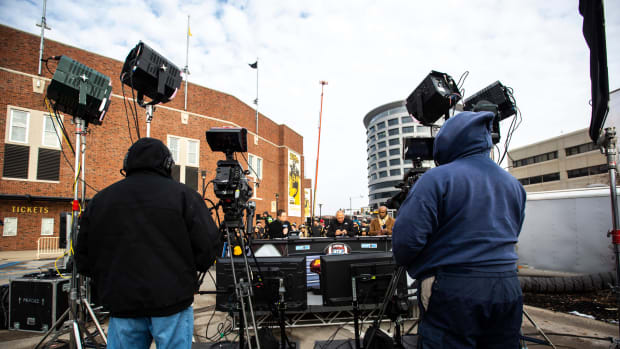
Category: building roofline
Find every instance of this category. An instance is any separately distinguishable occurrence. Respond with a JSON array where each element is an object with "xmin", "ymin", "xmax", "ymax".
[
  {"xmin": 0, "ymin": 24, "xmax": 281, "ymax": 135},
  {"xmin": 363, "ymin": 100, "xmax": 406, "ymax": 128},
  {"xmin": 508, "ymin": 127, "xmax": 589, "ymax": 154}
]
